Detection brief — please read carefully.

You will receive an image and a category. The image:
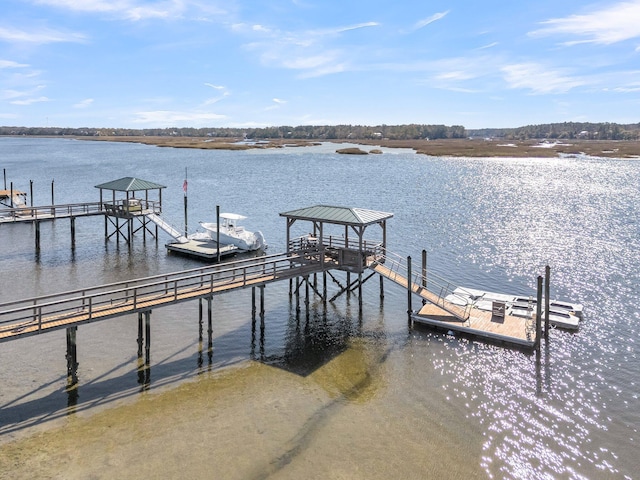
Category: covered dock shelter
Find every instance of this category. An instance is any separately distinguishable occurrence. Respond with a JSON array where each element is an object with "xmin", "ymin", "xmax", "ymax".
[
  {"xmin": 95, "ymin": 177, "xmax": 166, "ymax": 244},
  {"xmin": 280, "ymin": 204, "xmax": 393, "ymax": 272},
  {"xmin": 280, "ymin": 205, "xmax": 393, "ymax": 302}
]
